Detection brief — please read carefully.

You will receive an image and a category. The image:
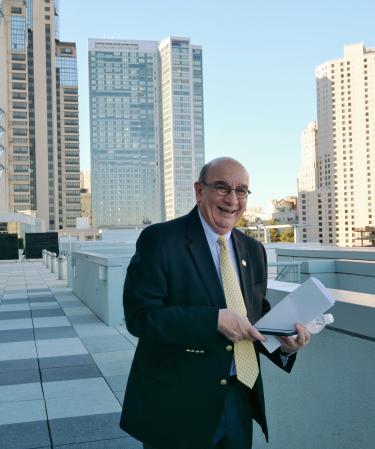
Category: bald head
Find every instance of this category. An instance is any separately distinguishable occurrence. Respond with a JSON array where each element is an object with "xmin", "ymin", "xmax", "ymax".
[{"xmin": 198, "ymin": 157, "xmax": 249, "ymax": 184}]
